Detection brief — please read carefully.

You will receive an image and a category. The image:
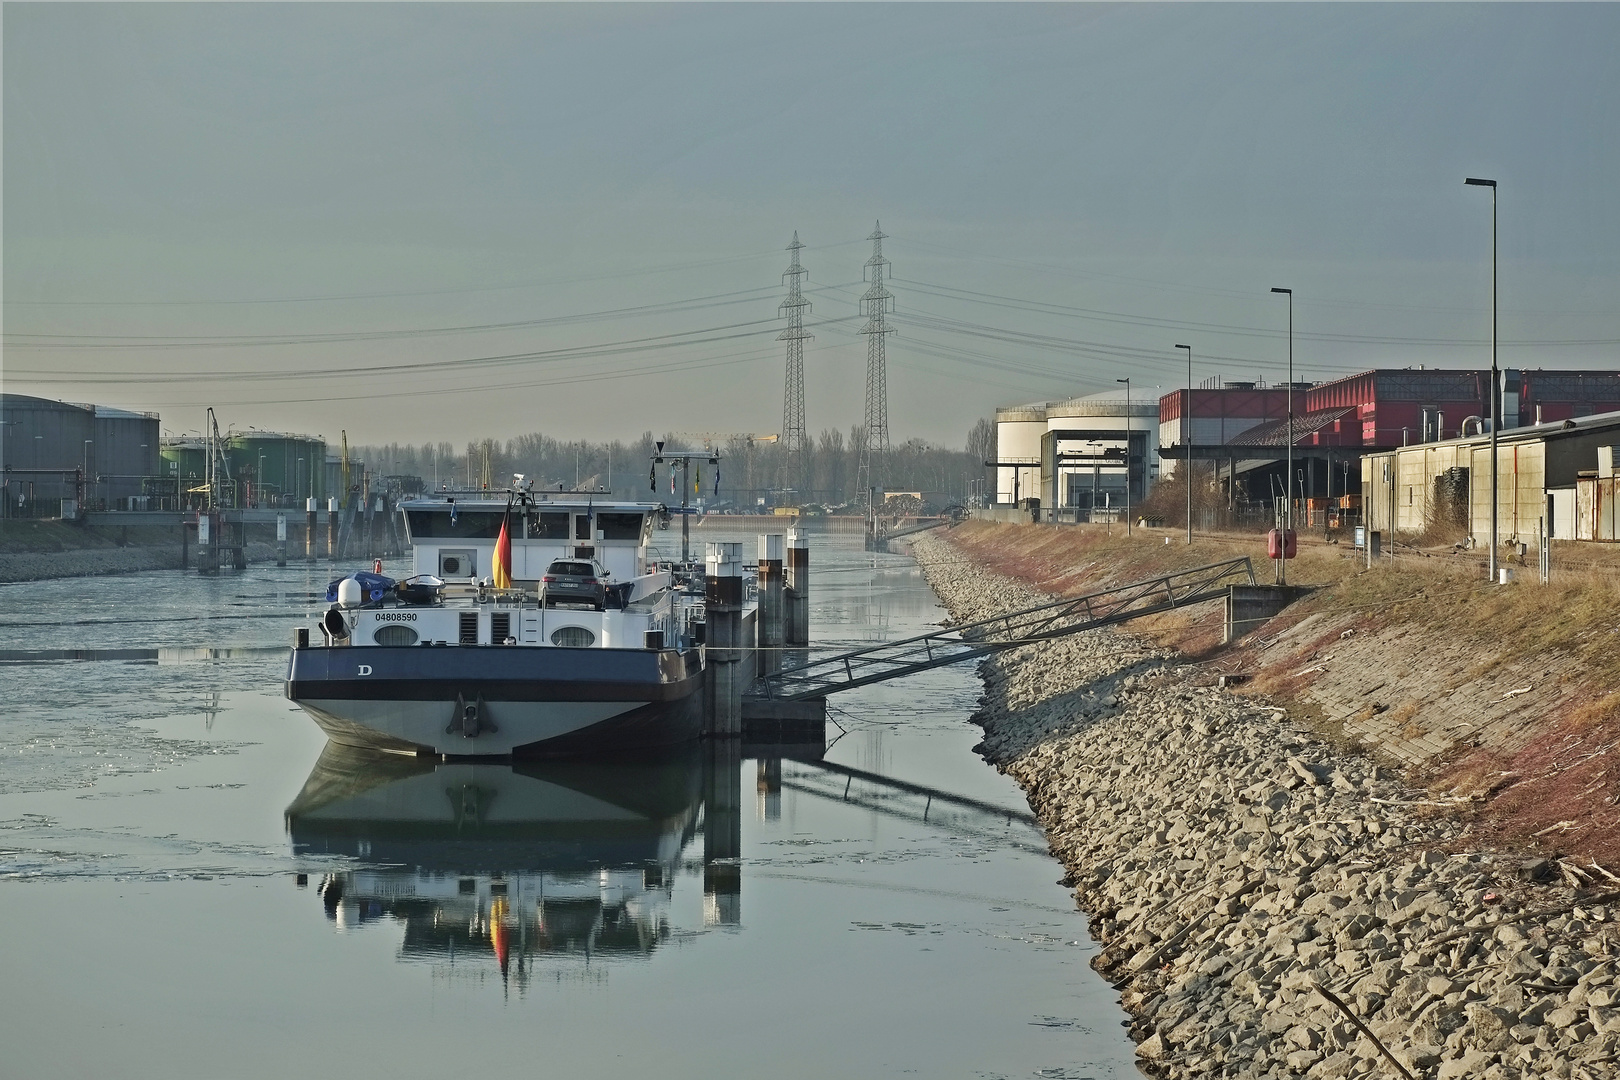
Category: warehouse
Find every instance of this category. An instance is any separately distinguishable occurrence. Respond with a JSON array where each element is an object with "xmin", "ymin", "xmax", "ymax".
[{"xmin": 1360, "ymin": 411, "xmax": 1620, "ymax": 543}]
